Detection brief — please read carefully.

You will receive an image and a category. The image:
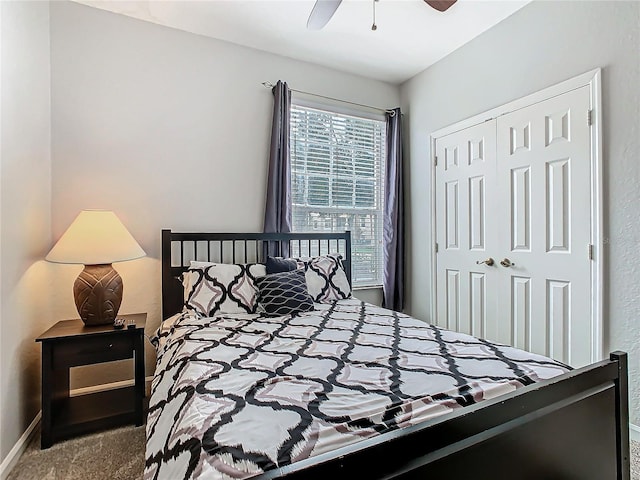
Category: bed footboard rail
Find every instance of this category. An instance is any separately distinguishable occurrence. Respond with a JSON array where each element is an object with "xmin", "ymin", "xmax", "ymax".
[
  {"xmin": 262, "ymin": 351, "xmax": 630, "ymax": 480},
  {"xmin": 614, "ymin": 351, "xmax": 631, "ymax": 480}
]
